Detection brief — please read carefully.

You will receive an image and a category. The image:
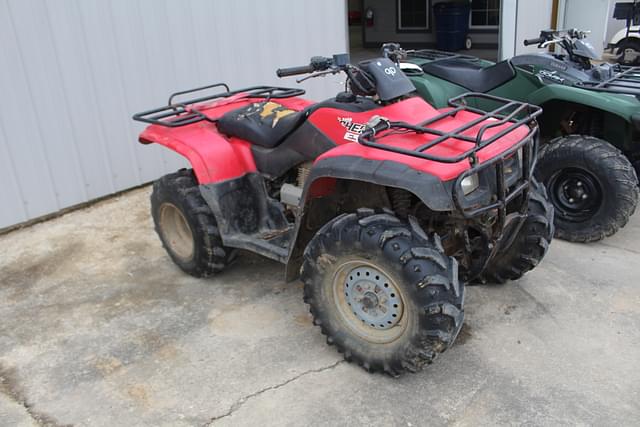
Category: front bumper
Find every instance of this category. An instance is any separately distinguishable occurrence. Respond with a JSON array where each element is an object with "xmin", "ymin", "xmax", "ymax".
[{"xmin": 451, "ymin": 126, "xmax": 537, "ymax": 227}]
